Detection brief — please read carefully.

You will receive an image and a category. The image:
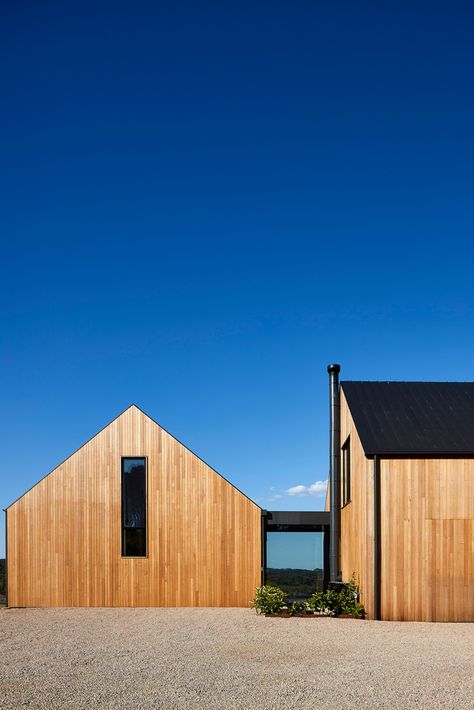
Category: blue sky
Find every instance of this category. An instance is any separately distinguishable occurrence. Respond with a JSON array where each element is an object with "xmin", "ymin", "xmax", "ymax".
[
  {"xmin": 267, "ymin": 532, "xmax": 324, "ymax": 571},
  {"xmin": 2, "ymin": 2, "xmax": 474, "ymax": 556}
]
